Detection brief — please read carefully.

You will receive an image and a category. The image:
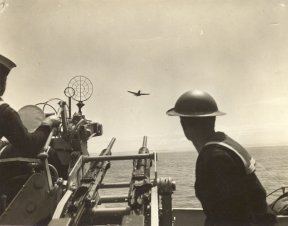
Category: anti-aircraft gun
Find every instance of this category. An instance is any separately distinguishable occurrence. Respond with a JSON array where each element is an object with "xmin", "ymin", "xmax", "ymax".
[{"xmin": 0, "ymin": 76, "xmax": 176, "ymax": 226}]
